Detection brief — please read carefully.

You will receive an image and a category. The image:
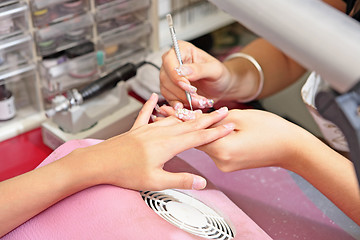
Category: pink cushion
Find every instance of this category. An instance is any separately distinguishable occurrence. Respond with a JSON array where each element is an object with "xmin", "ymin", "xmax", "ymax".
[{"xmin": 2, "ymin": 139, "xmax": 271, "ymax": 240}]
